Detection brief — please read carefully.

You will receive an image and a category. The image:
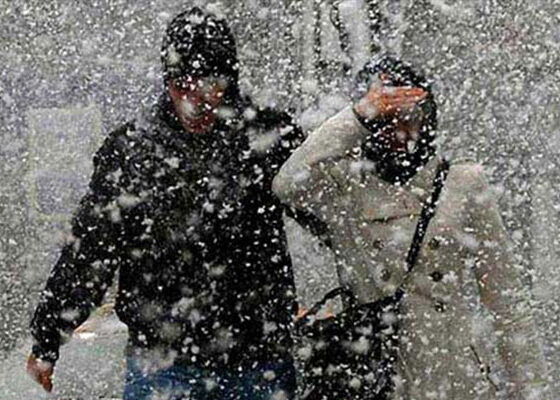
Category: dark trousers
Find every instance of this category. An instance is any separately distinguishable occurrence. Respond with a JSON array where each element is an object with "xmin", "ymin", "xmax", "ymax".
[{"xmin": 123, "ymin": 354, "xmax": 297, "ymax": 400}]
